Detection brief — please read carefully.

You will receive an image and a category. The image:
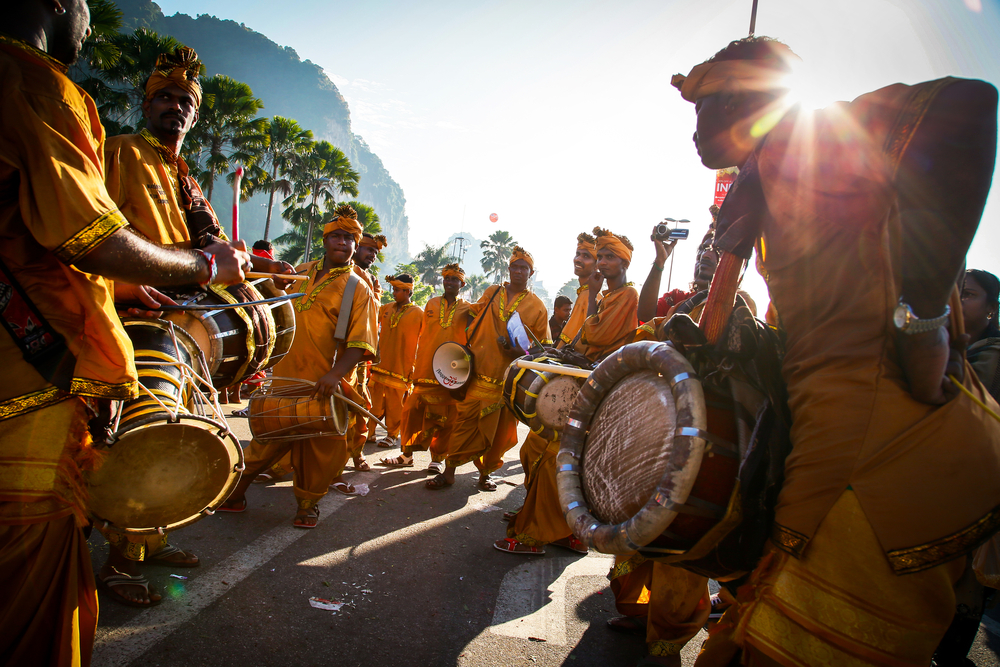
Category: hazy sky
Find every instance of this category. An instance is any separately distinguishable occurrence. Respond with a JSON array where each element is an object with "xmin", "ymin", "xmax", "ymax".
[{"xmin": 159, "ymin": 0, "xmax": 1000, "ymax": 307}]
